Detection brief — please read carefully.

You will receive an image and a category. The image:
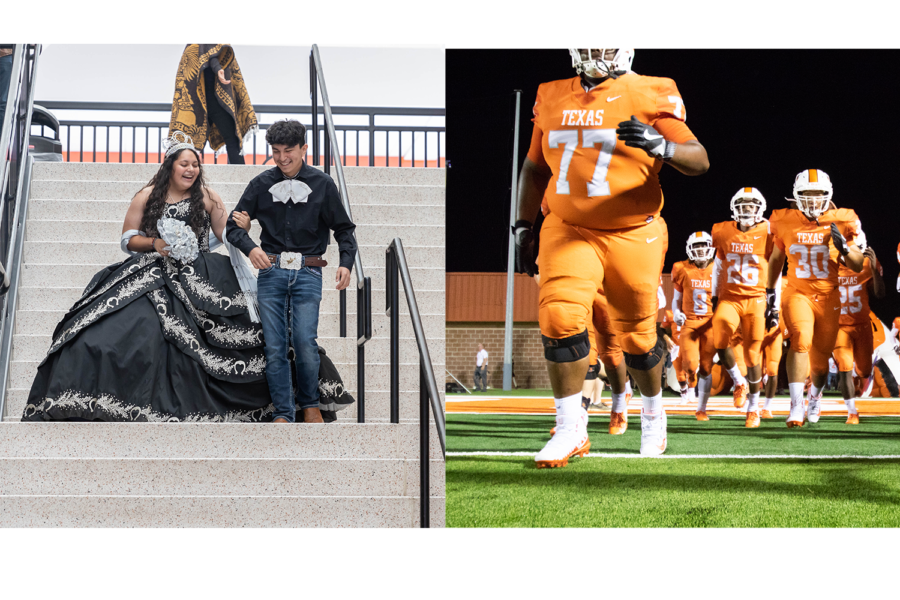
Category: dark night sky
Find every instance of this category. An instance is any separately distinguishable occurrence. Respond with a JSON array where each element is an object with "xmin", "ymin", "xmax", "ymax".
[{"xmin": 446, "ymin": 49, "xmax": 900, "ymax": 319}]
